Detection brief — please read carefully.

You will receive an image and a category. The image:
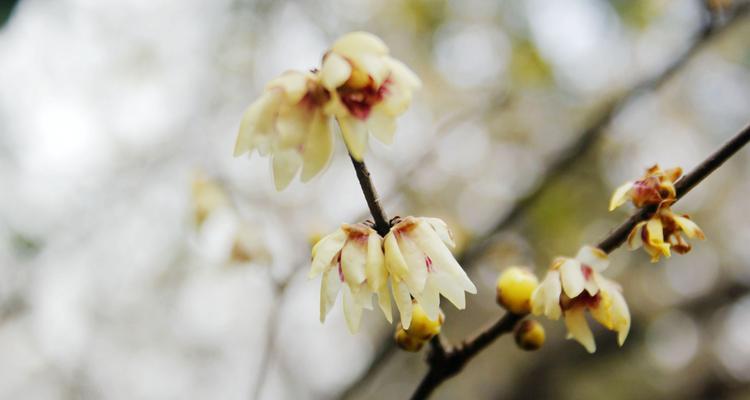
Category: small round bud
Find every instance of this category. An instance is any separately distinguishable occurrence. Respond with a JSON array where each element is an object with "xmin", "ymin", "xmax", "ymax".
[
  {"xmin": 395, "ymin": 325, "xmax": 425, "ymax": 352},
  {"xmin": 496, "ymin": 267, "xmax": 539, "ymax": 314},
  {"xmin": 406, "ymin": 303, "xmax": 444, "ymax": 341},
  {"xmin": 514, "ymin": 319, "xmax": 545, "ymax": 351}
]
